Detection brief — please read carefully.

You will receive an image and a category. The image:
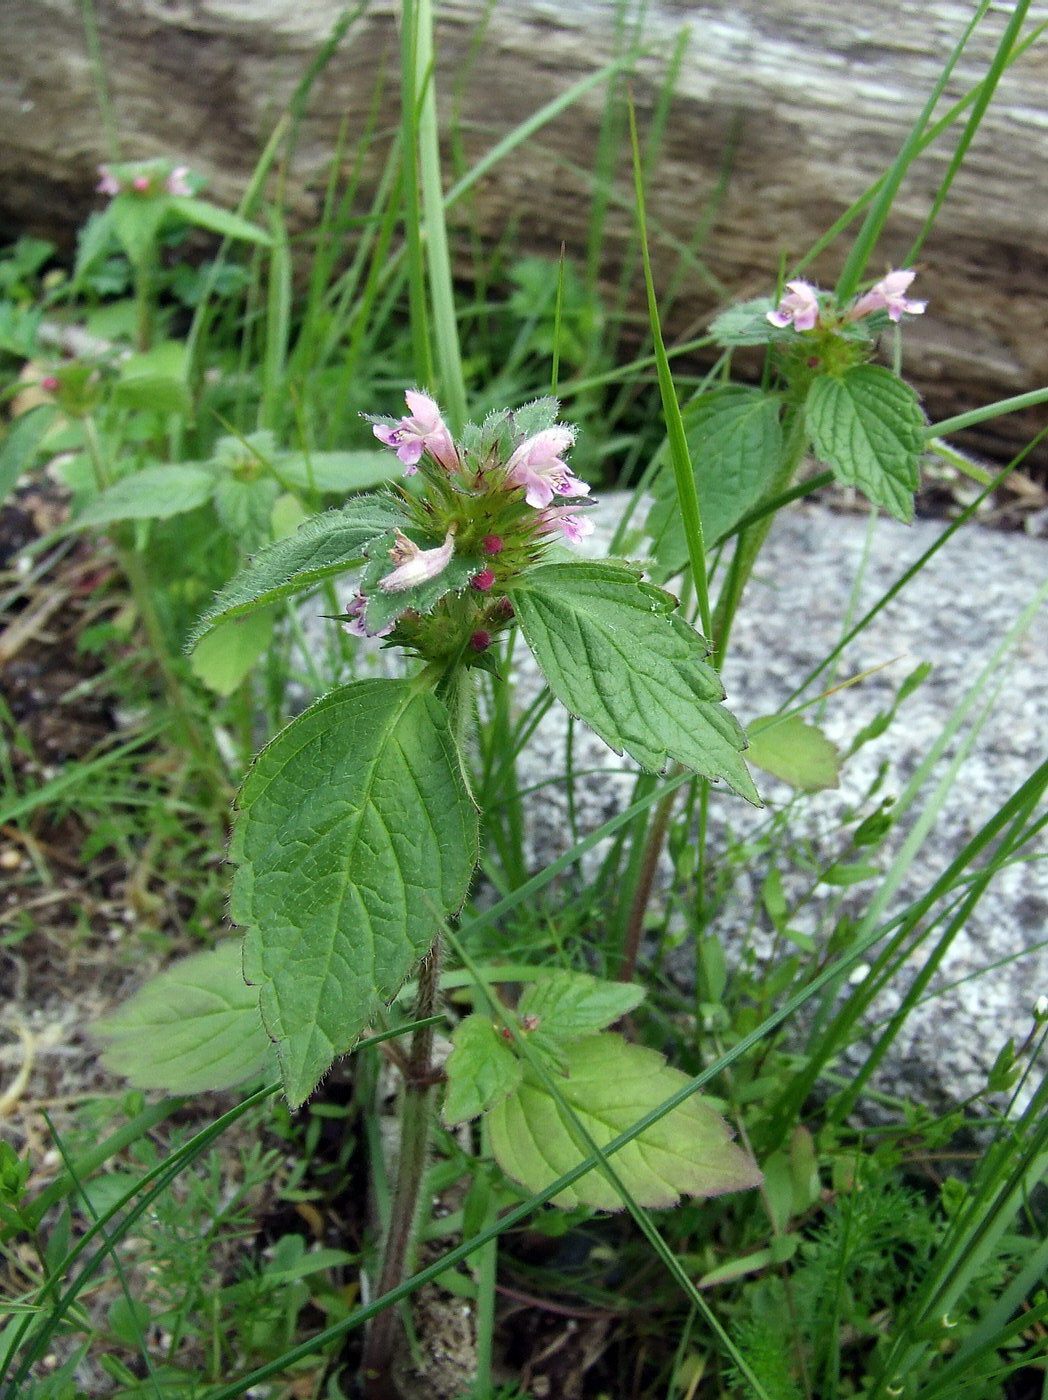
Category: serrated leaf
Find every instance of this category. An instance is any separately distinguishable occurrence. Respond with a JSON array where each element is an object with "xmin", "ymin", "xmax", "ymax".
[
  {"xmin": 745, "ymin": 713, "xmax": 840, "ymax": 791},
  {"xmin": 95, "ymin": 943, "xmax": 274, "ymax": 1094},
  {"xmin": 488, "ymin": 1034, "xmax": 762, "ymax": 1210},
  {"xmin": 646, "ymin": 388, "xmax": 782, "ymax": 573},
  {"xmin": 359, "ymin": 531, "xmax": 483, "ymax": 634},
  {"xmin": 213, "ymin": 474, "xmax": 280, "ymax": 552},
  {"xmin": 508, "ymin": 561, "xmax": 760, "ymax": 803},
  {"xmin": 189, "ymin": 608, "xmax": 275, "ymax": 696},
  {"xmin": 188, "ymin": 495, "xmax": 406, "ymax": 644},
  {"xmin": 805, "ymin": 364, "xmax": 925, "ymax": 521},
  {"xmin": 518, "ymin": 971, "xmax": 645, "ymax": 1040},
  {"xmin": 443, "ymin": 1014, "xmax": 523, "ymax": 1125},
  {"xmin": 74, "ymin": 464, "xmax": 216, "ymax": 528},
  {"xmin": 167, "ymin": 195, "xmax": 273, "ymax": 246},
  {"xmin": 274, "ymin": 450, "xmax": 403, "ymax": 494},
  {"xmin": 233, "ymin": 679, "xmax": 478, "ymax": 1106}
]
